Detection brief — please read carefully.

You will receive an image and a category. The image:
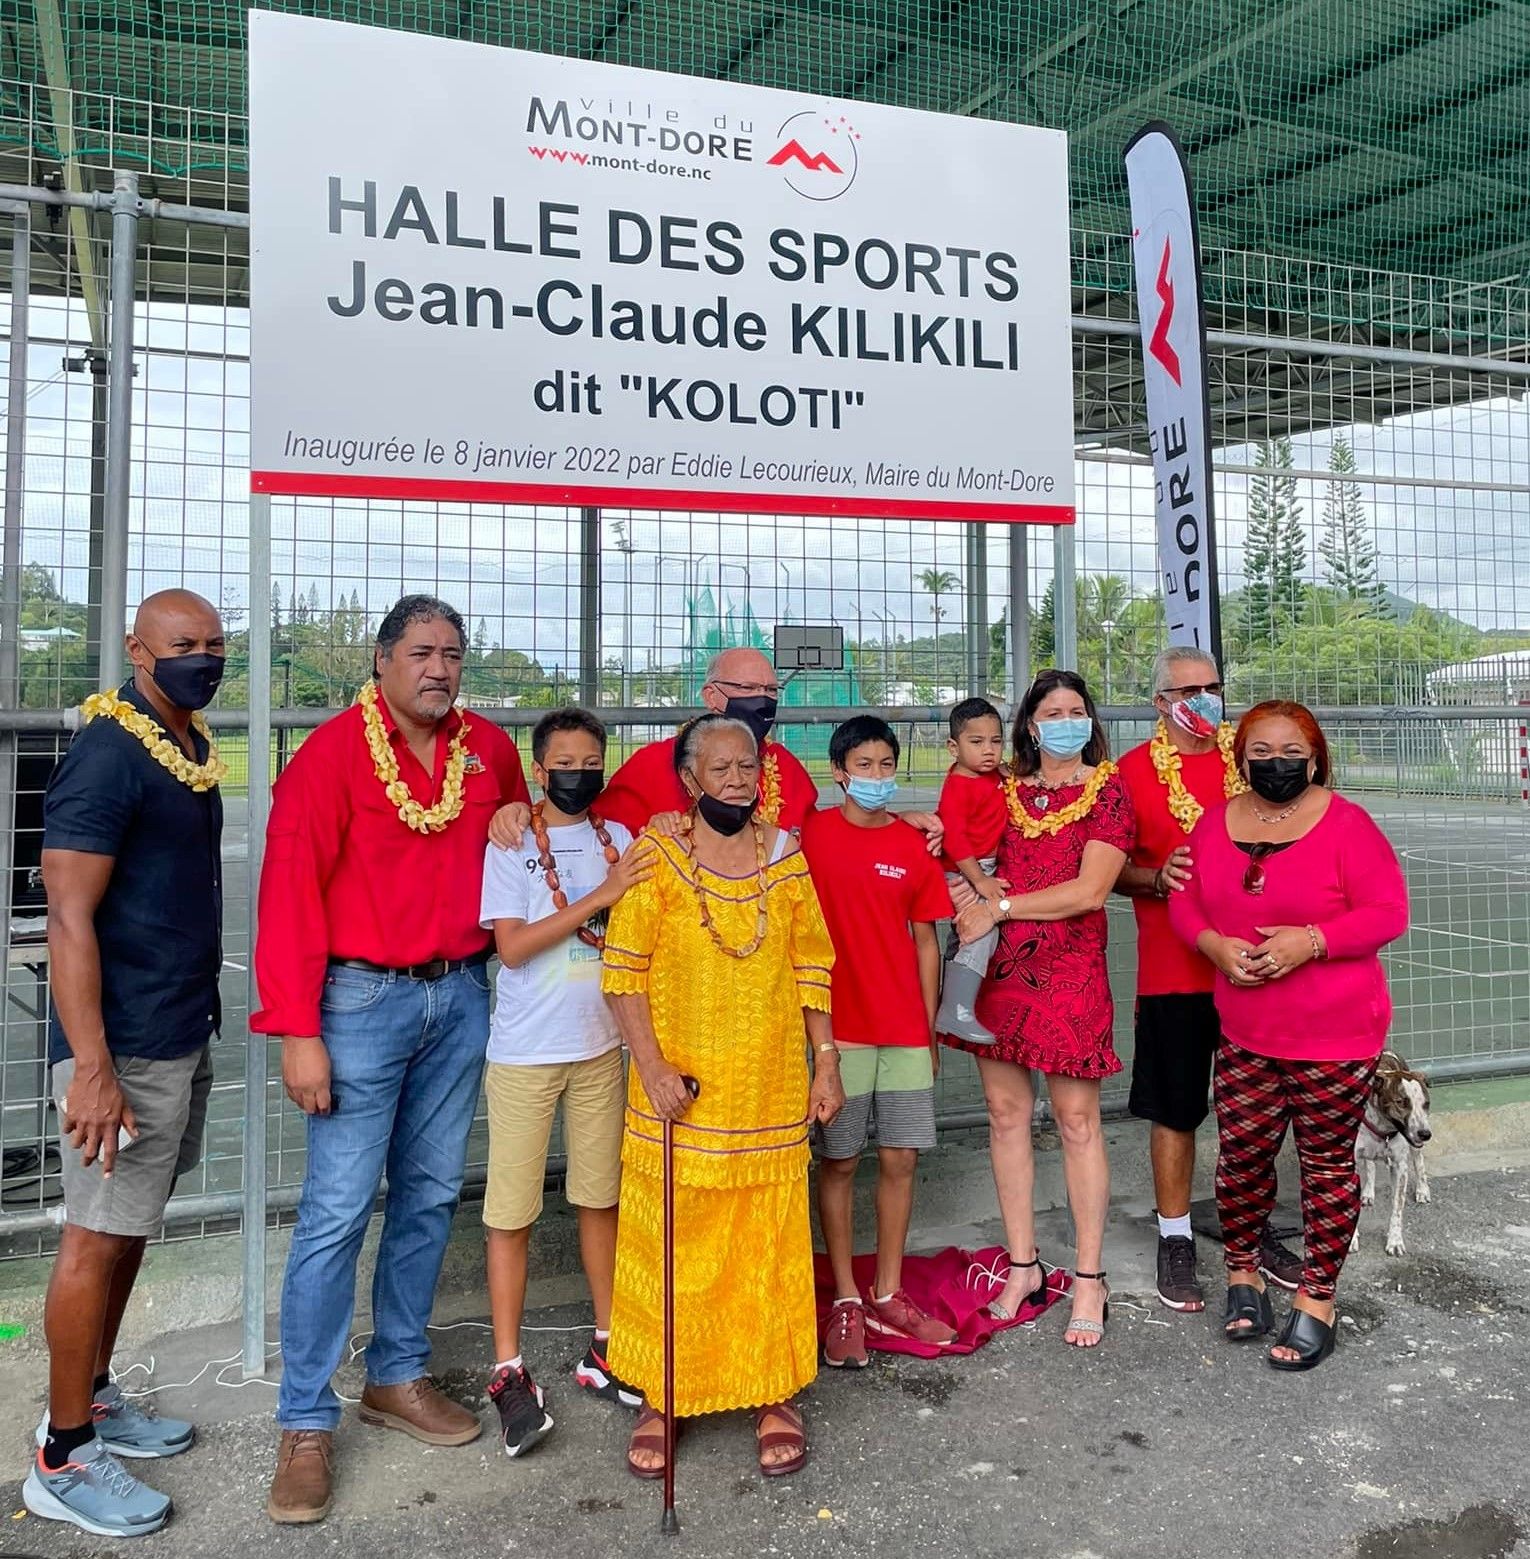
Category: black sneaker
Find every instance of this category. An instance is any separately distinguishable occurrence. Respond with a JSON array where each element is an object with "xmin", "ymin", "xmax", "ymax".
[
  {"xmin": 1156, "ymin": 1234, "xmax": 1205, "ymax": 1312},
  {"xmin": 1260, "ymin": 1227, "xmax": 1303, "ymax": 1291},
  {"xmin": 487, "ymin": 1364, "xmax": 552, "ymax": 1458},
  {"xmin": 574, "ymin": 1341, "xmax": 642, "ymax": 1408}
]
